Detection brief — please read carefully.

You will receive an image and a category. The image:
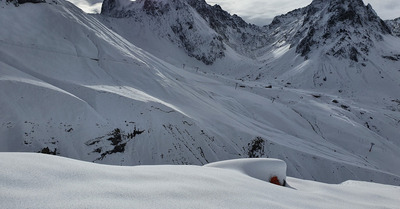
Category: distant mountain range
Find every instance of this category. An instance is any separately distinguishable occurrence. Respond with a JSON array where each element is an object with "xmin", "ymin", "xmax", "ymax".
[{"xmin": 1, "ymin": 0, "xmax": 399, "ymax": 186}]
